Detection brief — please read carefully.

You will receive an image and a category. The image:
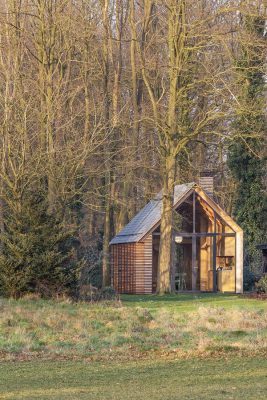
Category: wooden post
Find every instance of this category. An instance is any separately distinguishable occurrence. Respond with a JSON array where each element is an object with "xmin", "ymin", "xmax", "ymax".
[
  {"xmin": 212, "ymin": 212, "xmax": 217, "ymax": 292},
  {"xmin": 171, "ymin": 233, "xmax": 176, "ymax": 292},
  {"xmin": 192, "ymin": 192, "xmax": 197, "ymax": 291},
  {"xmin": 192, "ymin": 236, "xmax": 197, "ymax": 291},
  {"xmin": 212, "ymin": 236, "xmax": 217, "ymax": 292},
  {"xmin": 236, "ymin": 231, "xmax": 243, "ymax": 293},
  {"xmin": 193, "ymin": 191, "xmax": 196, "ymax": 233}
]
